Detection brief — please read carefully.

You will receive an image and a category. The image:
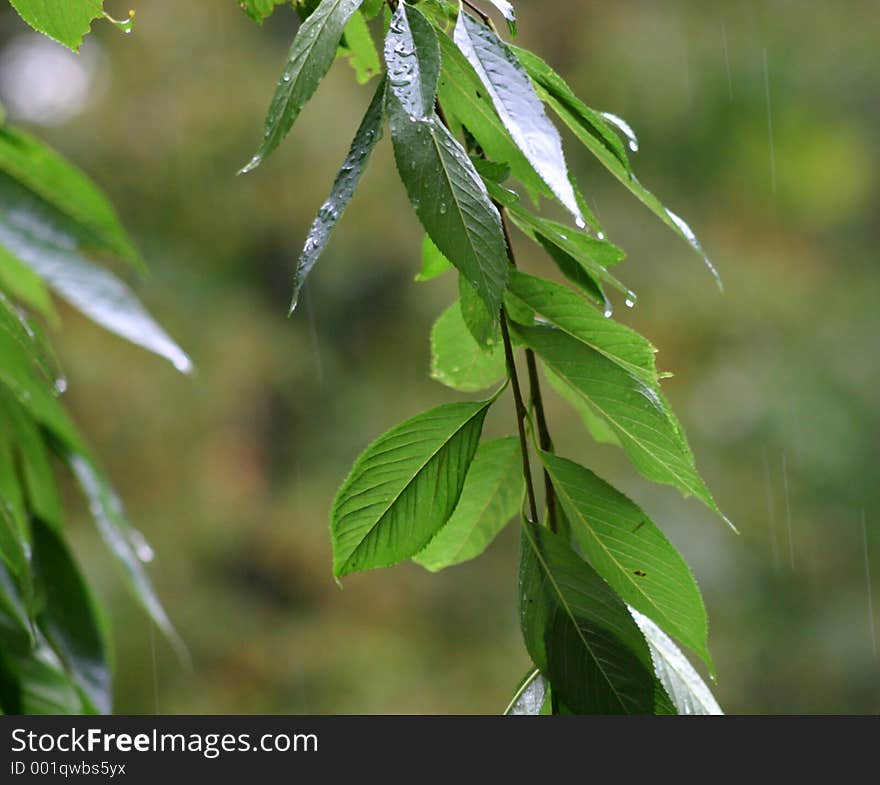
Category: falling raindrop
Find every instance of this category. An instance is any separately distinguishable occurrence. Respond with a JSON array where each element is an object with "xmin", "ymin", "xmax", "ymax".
[{"xmin": 762, "ymin": 48, "xmax": 777, "ymax": 194}]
